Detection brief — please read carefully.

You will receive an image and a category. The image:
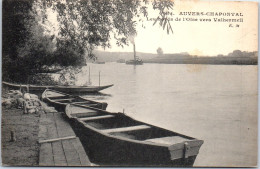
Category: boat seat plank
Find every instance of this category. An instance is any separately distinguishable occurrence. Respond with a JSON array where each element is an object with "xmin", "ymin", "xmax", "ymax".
[
  {"xmin": 71, "ymin": 110, "xmax": 98, "ymax": 114},
  {"xmin": 145, "ymin": 136, "xmax": 190, "ymax": 145},
  {"xmin": 80, "ymin": 115, "xmax": 114, "ymax": 121},
  {"xmin": 72, "ymin": 101, "xmax": 92, "ymax": 104},
  {"xmin": 79, "ymin": 104, "xmax": 99, "ymax": 107},
  {"xmin": 70, "ymin": 106, "xmax": 97, "ymax": 114},
  {"xmin": 102, "ymin": 125, "xmax": 151, "ymax": 133},
  {"xmin": 73, "ymin": 112, "xmax": 99, "ymax": 118},
  {"xmin": 45, "ymin": 96, "xmax": 69, "ymax": 100},
  {"xmin": 45, "ymin": 92, "xmax": 66, "ymax": 98},
  {"xmin": 53, "ymin": 98, "xmax": 73, "ymax": 101}
]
